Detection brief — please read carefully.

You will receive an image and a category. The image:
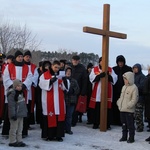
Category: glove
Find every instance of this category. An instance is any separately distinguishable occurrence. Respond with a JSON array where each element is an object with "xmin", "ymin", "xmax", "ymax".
[
  {"xmin": 93, "ymin": 72, "xmax": 106, "ymax": 82},
  {"xmin": 49, "ymin": 76, "xmax": 57, "ymax": 85},
  {"xmin": 108, "ymin": 75, "xmax": 113, "ymax": 82},
  {"xmin": 99, "ymin": 72, "xmax": 106, "ymax": 78},
  {"xmin": 9, "ymin": 85, "xmax": 13, "ymax": 89},
  {"xmin": 22, "ymin": 84, "xmax": 27, "ymax": 90},
  {"xmin": 11, "ymin": 116, "xmax": 17, "ymax": 121},
  {"xmin": 62, "ymin": 77, "xmax": 68, "ymax": 89},
  {"xmin": 68, "ymin": 88, "xmax": 74, "ymax": 94}
]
